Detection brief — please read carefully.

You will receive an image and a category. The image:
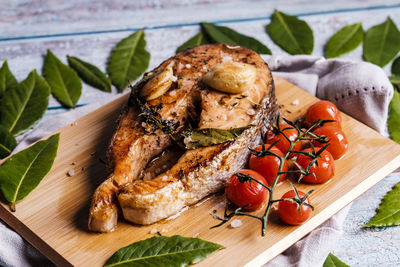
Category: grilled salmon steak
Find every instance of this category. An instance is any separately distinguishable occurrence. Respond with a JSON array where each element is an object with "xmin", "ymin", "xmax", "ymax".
[{"xmin": 89, "ymin": 44, "xmax": 277, "ymax": 232}]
